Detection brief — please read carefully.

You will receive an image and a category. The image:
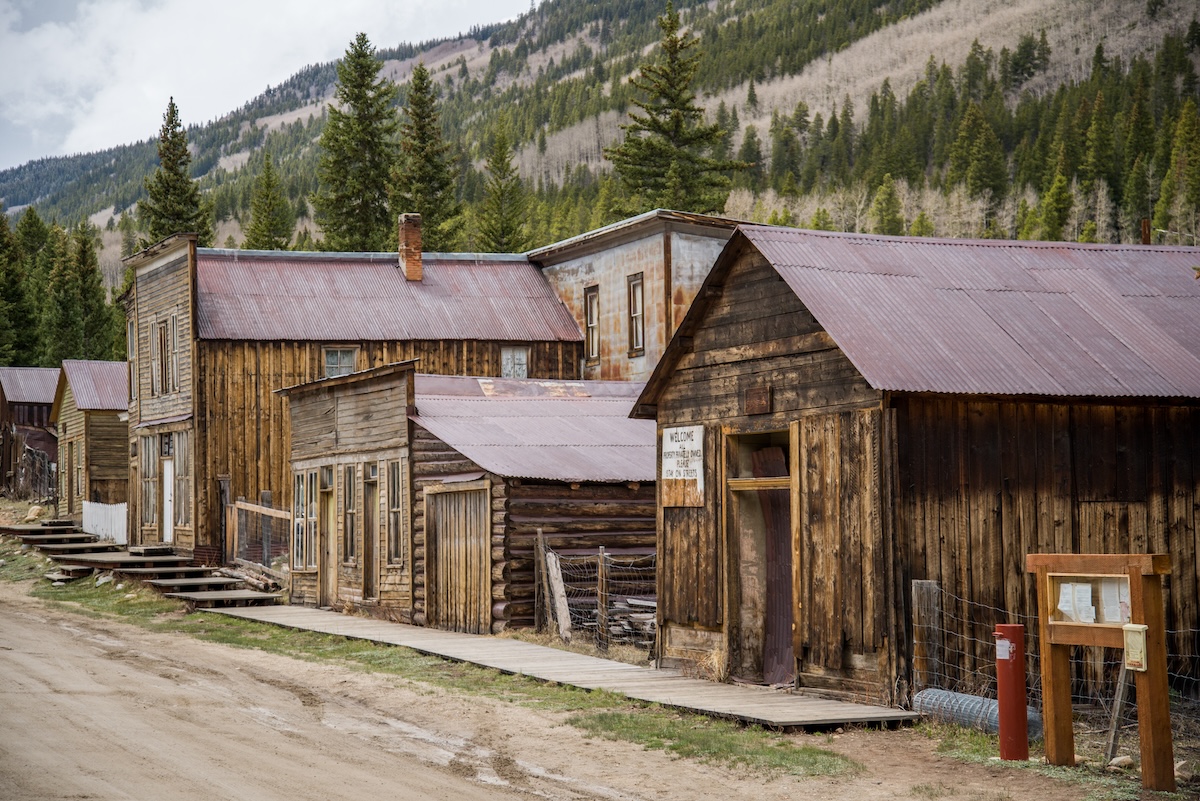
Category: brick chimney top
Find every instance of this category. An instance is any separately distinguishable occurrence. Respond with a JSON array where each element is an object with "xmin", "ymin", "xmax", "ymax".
[{"xmin": 399, "ymin": 213, "xmax": 422, "ymax": 281}]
